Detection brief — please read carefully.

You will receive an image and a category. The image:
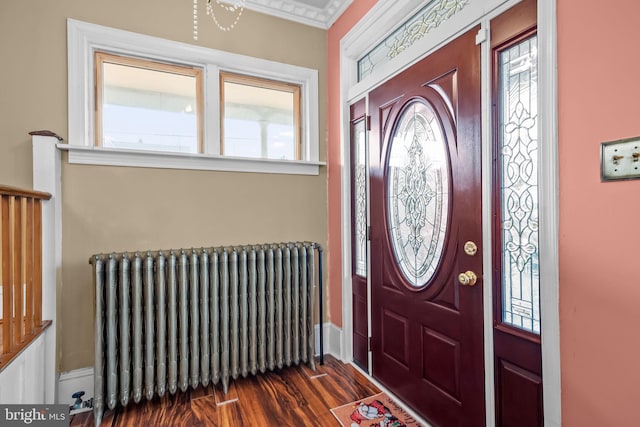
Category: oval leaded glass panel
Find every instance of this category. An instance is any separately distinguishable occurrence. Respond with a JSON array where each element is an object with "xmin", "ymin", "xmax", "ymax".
[{"xmin": 387, "ymin": 100, "xmax": 450, "ymax": 288}]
